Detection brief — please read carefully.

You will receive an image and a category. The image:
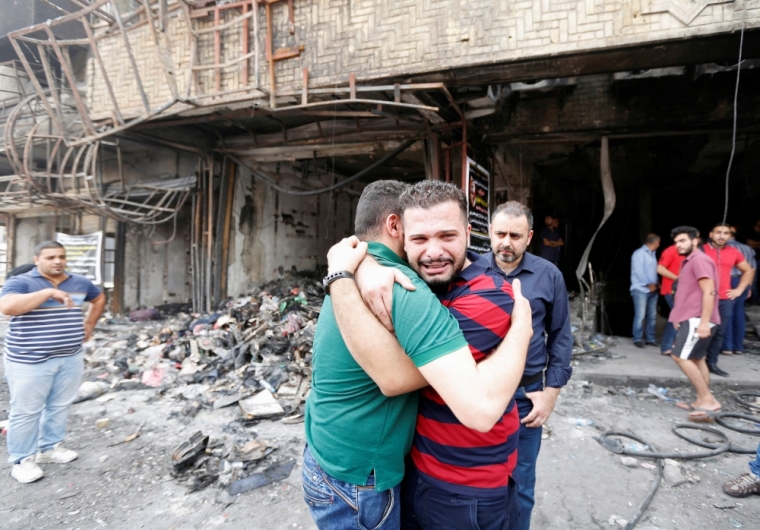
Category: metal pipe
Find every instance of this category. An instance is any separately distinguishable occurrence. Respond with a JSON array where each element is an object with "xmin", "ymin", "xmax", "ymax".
[
  {"xmin": 265, "ymin": 2, "xmax": 275, "ymax": 107},
  {"xmin": 253, "ymin": 0, "xmax": 260, "ymax": 88},
  {"xmin": 206, "ymin": 158, "xmax": 213, "ymax": 313},
  {"xmin": 227, "ymin": 137, "xmax": 418, "ymax": 196}
]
